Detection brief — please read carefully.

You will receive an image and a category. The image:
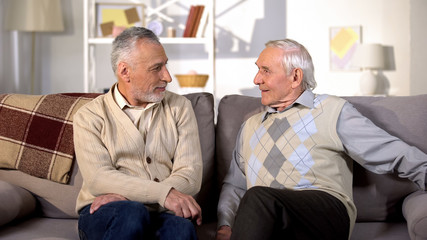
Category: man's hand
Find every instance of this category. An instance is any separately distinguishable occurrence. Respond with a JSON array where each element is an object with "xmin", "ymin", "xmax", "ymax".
[
  {"xmin": 216, "ymin": 225, "xmax": 232, "ymax": 240},
  {"xmin": 90, "ymin": 193, "xmax": 127, "ymax": 214},
  {"xmin": 164, "ymin": 188, "xmax": 202, "ymax": 225}
]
